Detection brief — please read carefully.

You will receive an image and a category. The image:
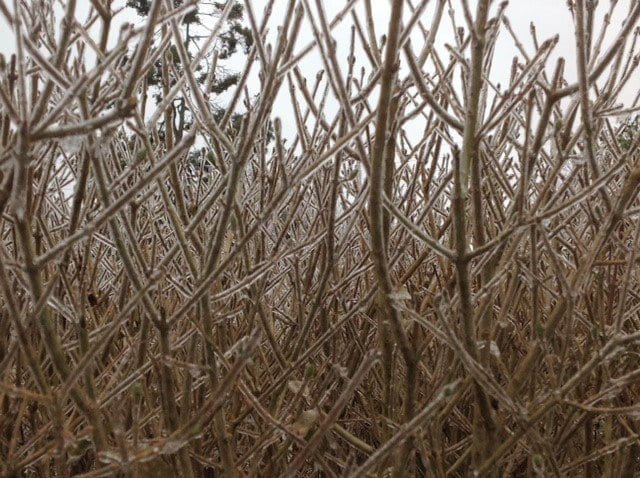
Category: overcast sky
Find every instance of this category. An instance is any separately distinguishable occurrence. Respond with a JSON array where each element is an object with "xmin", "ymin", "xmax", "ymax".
[
  {"xmin": 252, "ymin": 0, "xmax": 638, "ymax": 138},
  {"xmin": 1, "ymin": 0, "xmax": 637, "ymax": 132}
]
